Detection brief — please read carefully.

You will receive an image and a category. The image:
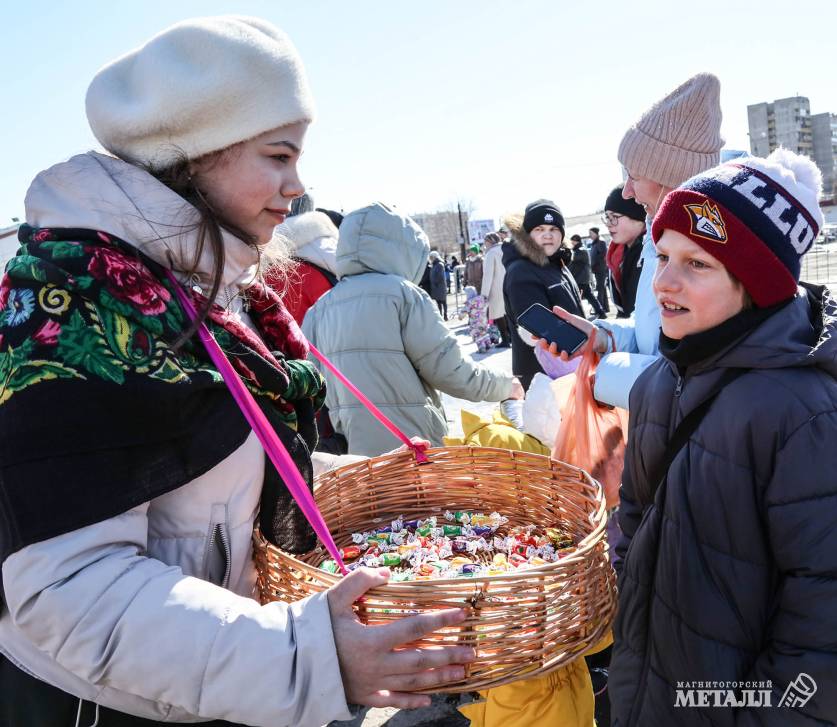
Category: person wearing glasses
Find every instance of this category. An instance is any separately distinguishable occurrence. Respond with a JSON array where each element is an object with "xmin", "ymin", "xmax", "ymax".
[
  {"xmin": 601, "ymin": 186, "xmax": 646, "ymax": 318},
  {"xmin": 538, "ymin": 73, "xmax": 723, "ymax": 410}
]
